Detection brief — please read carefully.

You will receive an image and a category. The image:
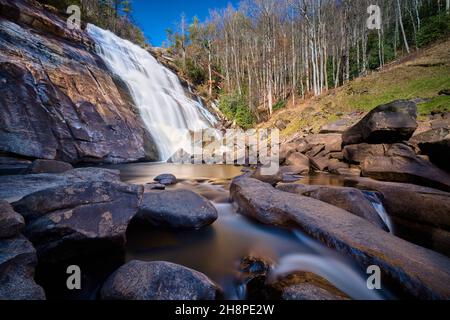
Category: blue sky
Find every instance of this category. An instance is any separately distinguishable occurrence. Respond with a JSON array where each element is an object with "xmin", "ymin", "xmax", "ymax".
[{"xmin": 133, "ymin": 0, "xmax": 239, "ymax": 46}]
